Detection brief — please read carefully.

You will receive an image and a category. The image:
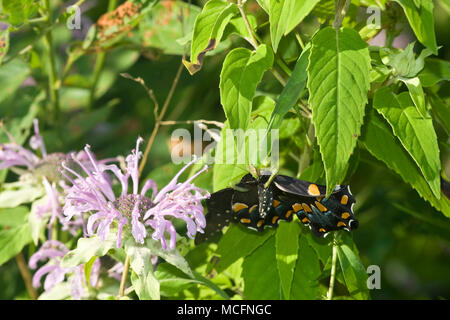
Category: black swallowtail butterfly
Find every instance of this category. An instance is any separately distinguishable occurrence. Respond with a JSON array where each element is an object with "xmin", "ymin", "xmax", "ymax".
[{"xmin": 195, "ymin": 172, "xmax": 358, "ymax": 244}]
